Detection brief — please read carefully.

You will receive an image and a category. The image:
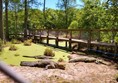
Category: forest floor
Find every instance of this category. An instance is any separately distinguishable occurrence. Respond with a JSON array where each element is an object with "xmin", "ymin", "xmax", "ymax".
[
  {"xmin": 0, "ymin": 42, "xmax": 118, "ymax": 83},
  {"xmin": 0, "ymin": 55, "xmax": 118, "ymax": 83}
]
